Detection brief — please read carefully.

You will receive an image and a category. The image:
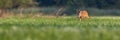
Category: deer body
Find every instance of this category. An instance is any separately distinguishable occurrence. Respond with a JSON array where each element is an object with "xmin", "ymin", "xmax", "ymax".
[{"xmin": 78, "ymin": 10, "xmax": 89, "ymax": 20}]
